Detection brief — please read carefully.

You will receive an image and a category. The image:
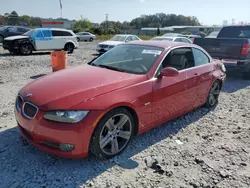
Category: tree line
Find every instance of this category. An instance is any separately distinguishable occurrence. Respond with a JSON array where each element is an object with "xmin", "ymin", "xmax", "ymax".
[{"xmin": 0, "ymin": 11, "xmax": 201, "ymax": 35}]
